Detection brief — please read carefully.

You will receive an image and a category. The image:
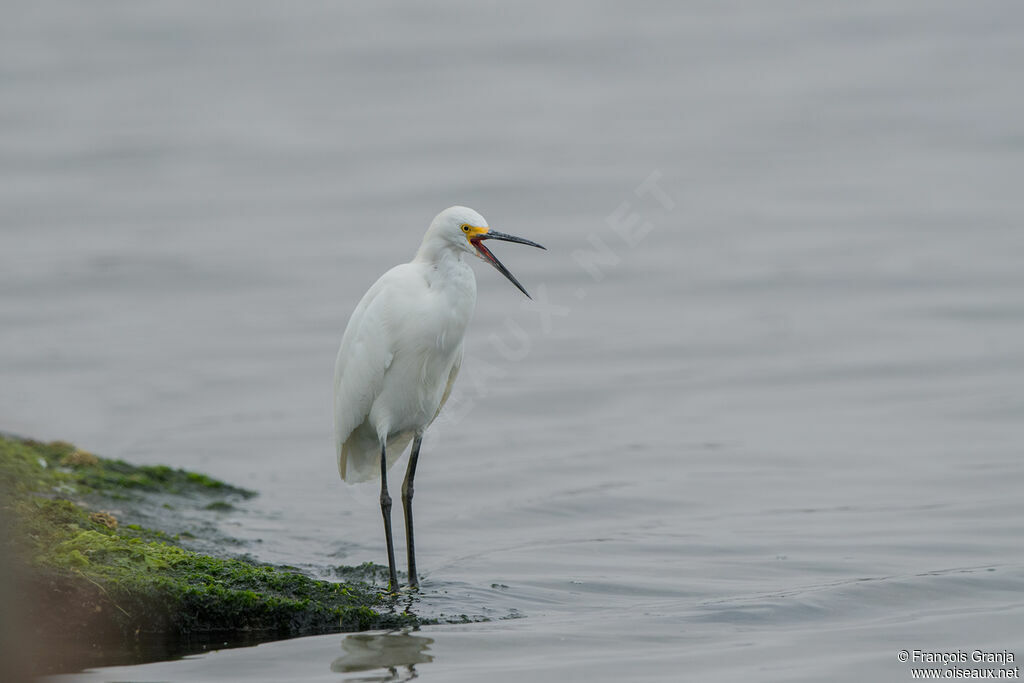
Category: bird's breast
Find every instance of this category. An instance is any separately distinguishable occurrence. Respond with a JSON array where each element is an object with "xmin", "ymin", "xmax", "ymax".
[
  {"xmin": 414, "ymin": 299, "xmax": 471, "ymax": 358},
  {"xmin": 424, "ymin": 264, "xmax": 475, "ymax": 343}
]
